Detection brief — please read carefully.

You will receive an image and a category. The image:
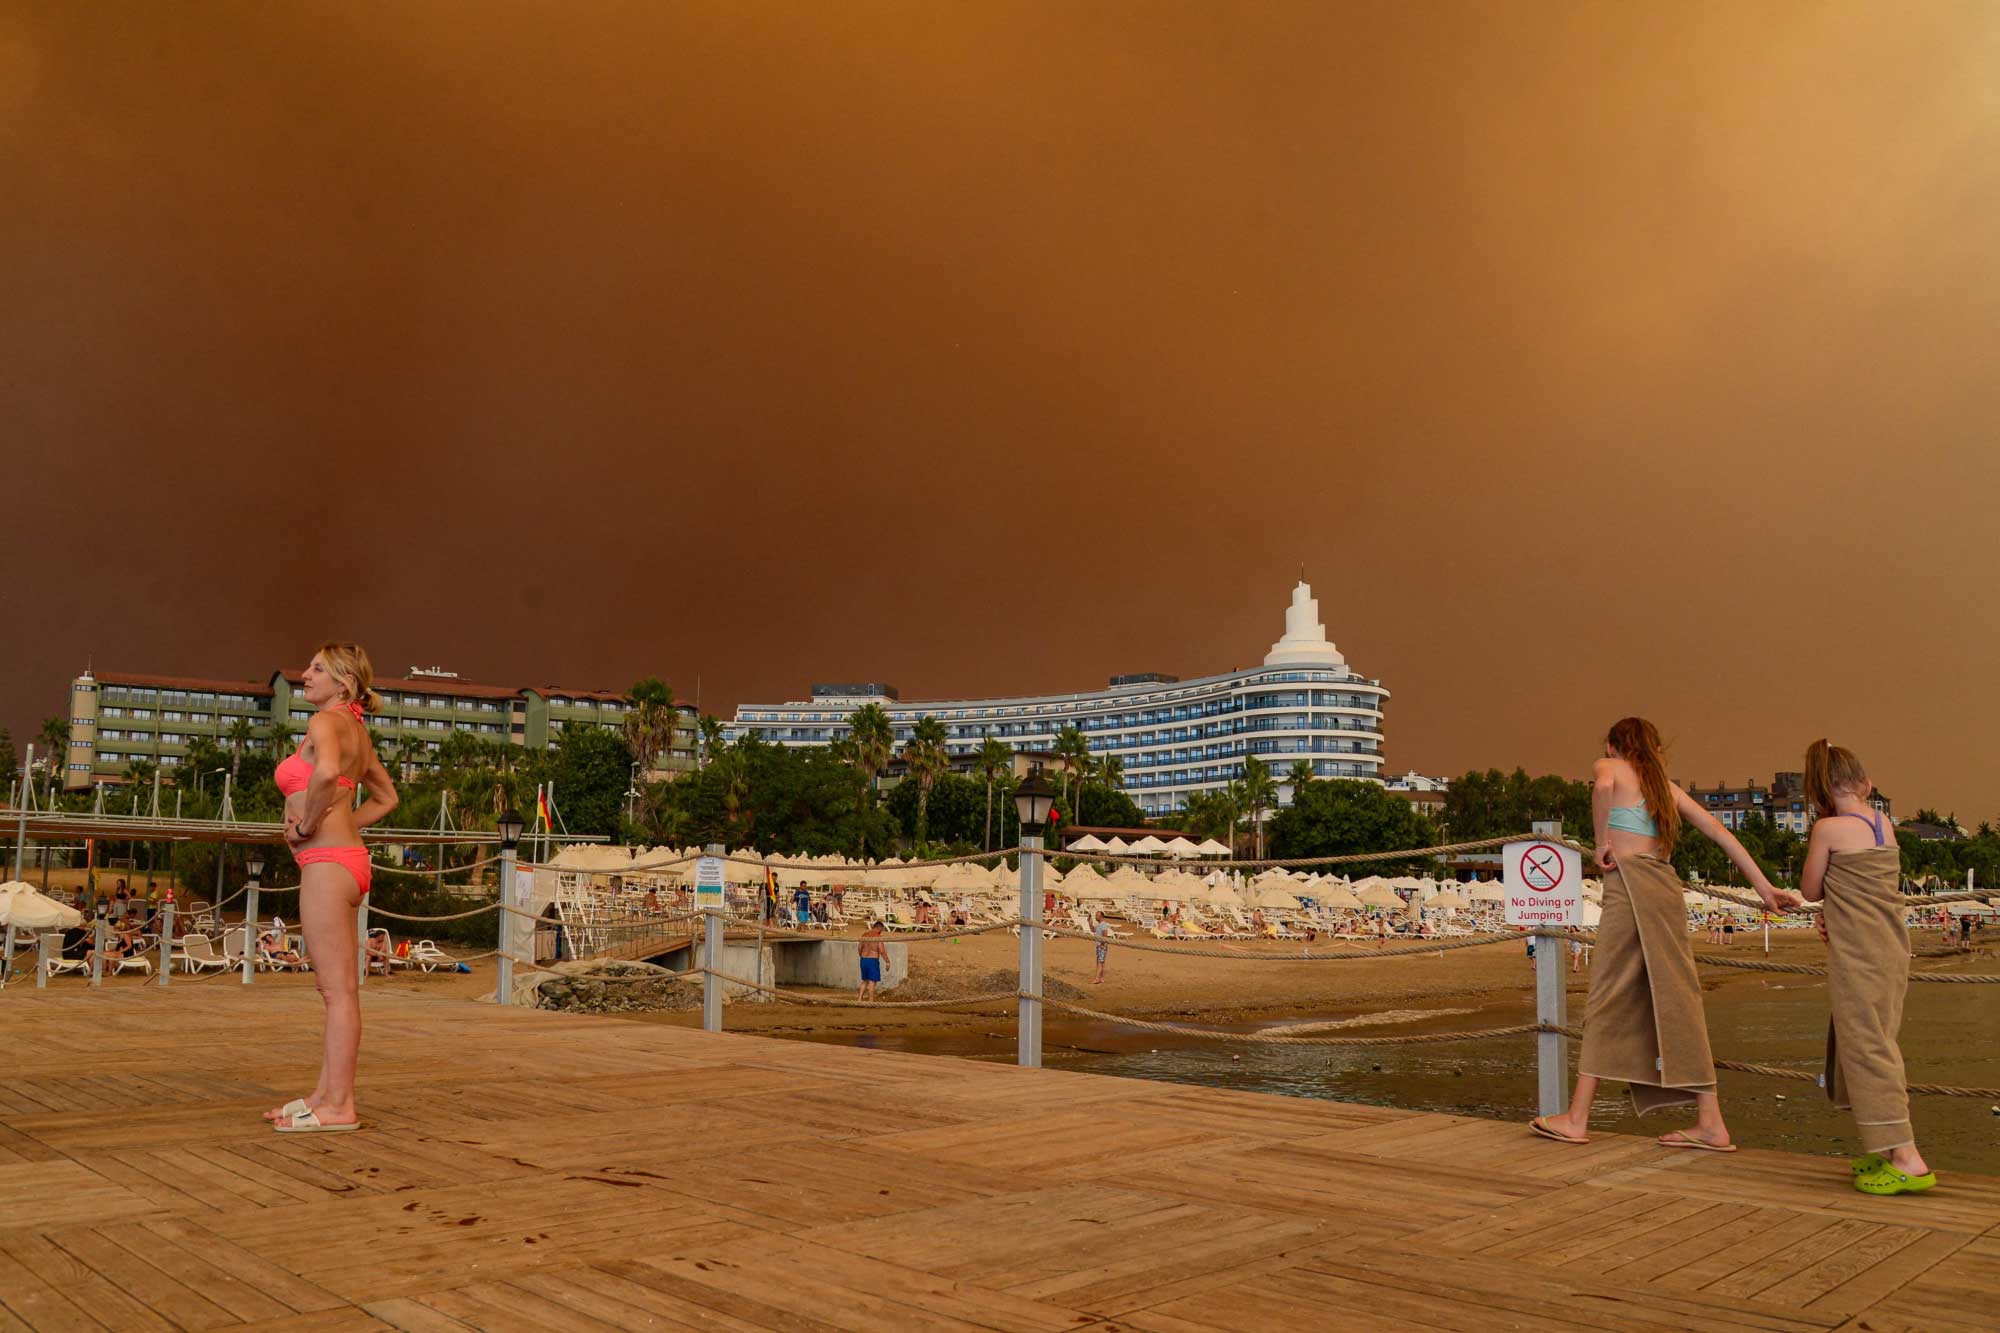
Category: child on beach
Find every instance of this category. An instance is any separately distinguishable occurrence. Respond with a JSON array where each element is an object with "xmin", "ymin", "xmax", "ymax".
[
  {"xmin": 1797, "ymin": 739, "xmax": 1933, "ymax": 1196},
  {"xmin": 1092, "ymin": 911, "xmax": 1110, "ymax": 984},
  {"xmin": 1531, "ymin": 717, "xmax": 1799, "ymax": 1152}
]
